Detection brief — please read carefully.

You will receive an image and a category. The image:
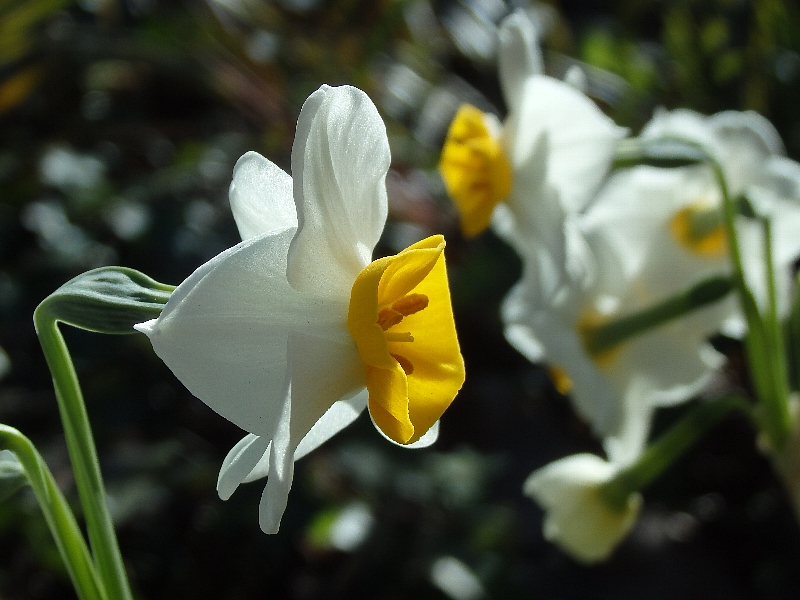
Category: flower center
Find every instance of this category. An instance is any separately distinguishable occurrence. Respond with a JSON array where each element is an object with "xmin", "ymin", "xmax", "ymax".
[
  {"xmin": 577, "ymin": 309, "xmax": 624, "ymax": 369},
  {"xmin": 347, "ymin": 235, "xmax": 465, "ymax": 445},
  {"xmin": 438, "ymin": 104, "xmax": 513, "ymax": 238},
  {"xmin": 377, "ymin": 293, "xmax": 429, "ymax": 373},
  {"xmin": 549, "ymin": 365, "xmax": 573, "ymax": 395},
  {"xmin": 669, "ymin": 201, "xmax": 727, "ymax": 257}
]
